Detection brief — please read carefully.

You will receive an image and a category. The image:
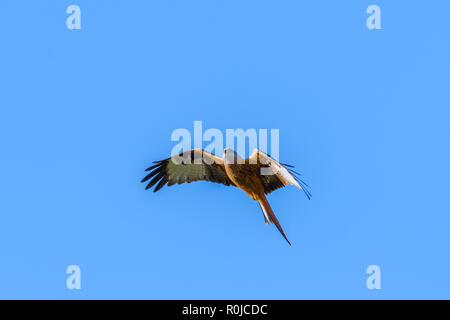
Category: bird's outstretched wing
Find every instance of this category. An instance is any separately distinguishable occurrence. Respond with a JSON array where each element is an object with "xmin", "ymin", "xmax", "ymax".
[
  {"xmin": 247, "ymin": 149, "xmax": 311, "ymax": 199},
  {"xmin": 142, "ymin": 149, "xmax": 235, "ymax": 192}
]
